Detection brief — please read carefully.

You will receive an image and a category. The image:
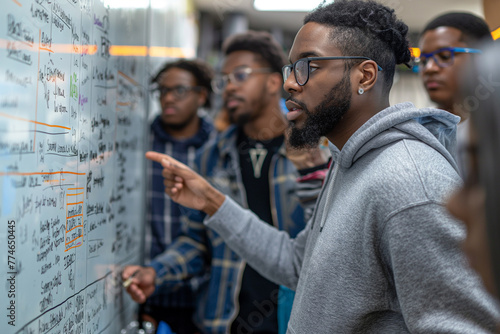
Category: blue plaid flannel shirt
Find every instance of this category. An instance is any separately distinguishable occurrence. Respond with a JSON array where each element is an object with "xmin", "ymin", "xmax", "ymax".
[
  {"xmin": 145, "ymin": 115, "xmax": 213, "ymax": 309},
  {"xmin": 149, "ymin": 125, "xmax": 313, "ymax": 333}
]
